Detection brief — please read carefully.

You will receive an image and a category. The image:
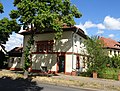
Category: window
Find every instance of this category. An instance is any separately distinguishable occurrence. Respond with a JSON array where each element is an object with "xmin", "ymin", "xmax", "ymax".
[
  {"xmin": 36, "ymin": 40, "xmax": 54, "ymax": 52},
  {"xmin": 114, "ymin": 50, "xmax": 116, "ymax": 55},
  {"xmin": 118, "ymin": 51, "xmax": 120, "ymax": 55},
  {"xmin": 83, "ymin": 57, "xmax": 86, "ymax": 68},
  {"xmin": 110, "ymin": 50, "xmax": 112, "ymax": 55},
  {"xmin": 74, "ymin": 35, "xmax": 77, "ymax": 43},
  {"xmin": 76, "ymin": 56, "xmax": 80, "ymax": 69},
  {"xmin": 79, "ymin": 38, "xmax": 82, "ymax": 45}
]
